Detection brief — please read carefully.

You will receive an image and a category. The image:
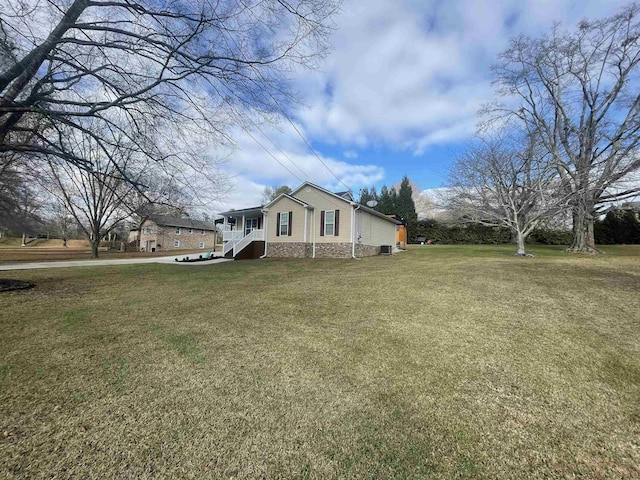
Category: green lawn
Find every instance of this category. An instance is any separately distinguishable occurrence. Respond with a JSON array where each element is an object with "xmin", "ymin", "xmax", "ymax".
[{"xmin": 1, "ymin": 245, "xmax": 639, "ymax": 478}]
